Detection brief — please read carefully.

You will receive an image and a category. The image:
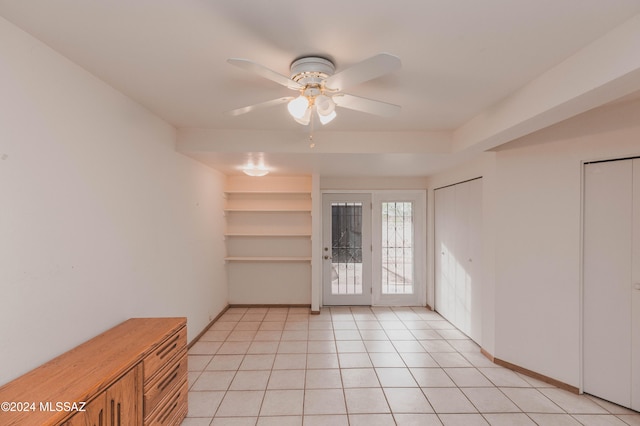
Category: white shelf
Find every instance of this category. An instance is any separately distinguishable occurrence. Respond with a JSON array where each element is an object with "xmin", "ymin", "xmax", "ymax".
[
  {"xmin": 225, "ymin": 256, "xmax": 312, "ymax": 262},
  {"xmin": 224, "ymin": 208, "xmax": 311, "ymax": 213},
  {"xmin": 225, "ymin": 233, "xmax": 311, "ymax": 238},
  {"xmin": 225, "ymin": 190, "xmax": 310, "ymax": 195}
]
